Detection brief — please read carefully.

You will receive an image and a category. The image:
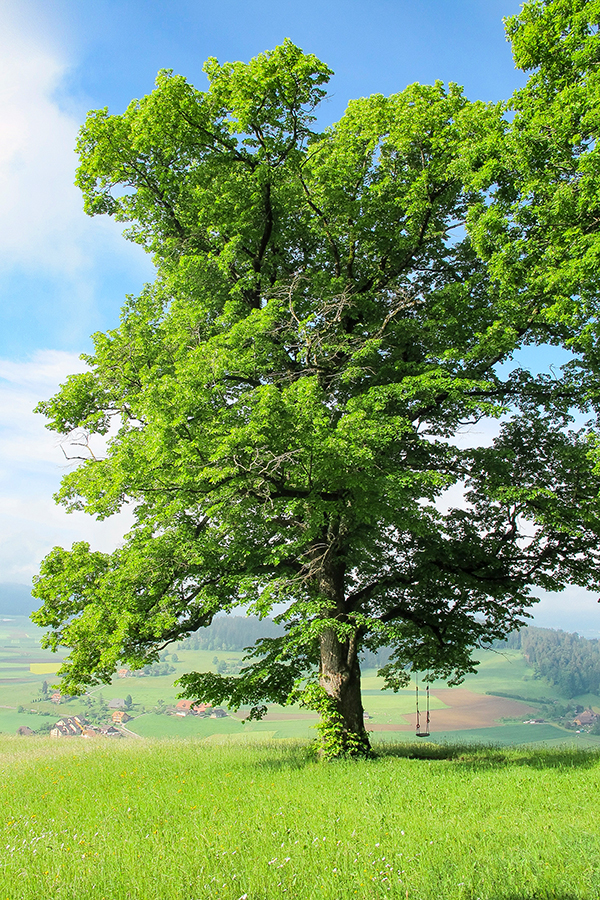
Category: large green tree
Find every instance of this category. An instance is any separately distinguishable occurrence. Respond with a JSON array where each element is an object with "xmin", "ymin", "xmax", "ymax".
[{"xmin": 32, "ymin": 12, "xmax": 600, "ymax": 756}]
